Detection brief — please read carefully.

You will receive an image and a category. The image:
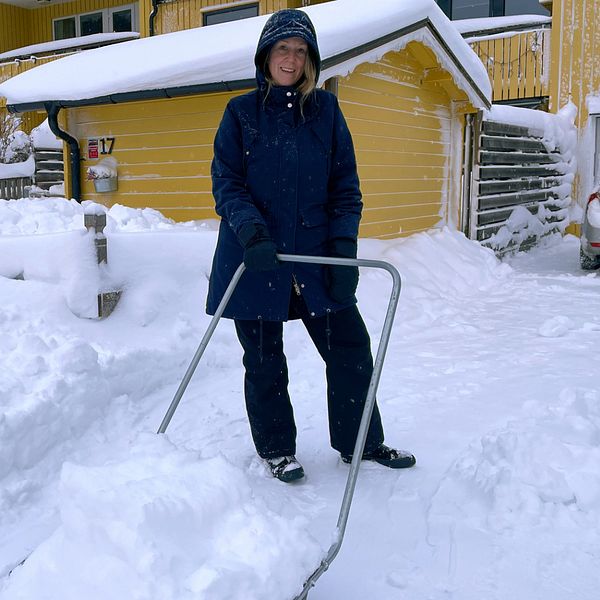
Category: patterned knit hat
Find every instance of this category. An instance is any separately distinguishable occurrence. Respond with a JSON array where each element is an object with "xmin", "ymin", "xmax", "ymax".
[{"xmin": 254, "ymin": 9, "xmax": 321, "ymax": 81}]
